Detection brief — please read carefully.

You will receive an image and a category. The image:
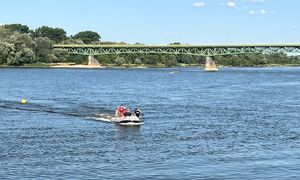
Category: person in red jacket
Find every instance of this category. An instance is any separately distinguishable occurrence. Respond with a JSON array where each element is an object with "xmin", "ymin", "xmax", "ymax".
[{"xmin": 117, "ymin": 105, "xmax": 126, "ymax": 117}]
